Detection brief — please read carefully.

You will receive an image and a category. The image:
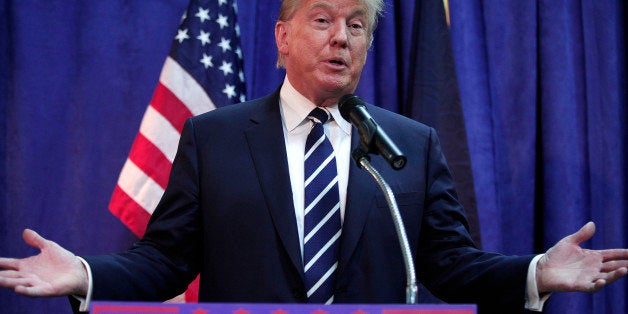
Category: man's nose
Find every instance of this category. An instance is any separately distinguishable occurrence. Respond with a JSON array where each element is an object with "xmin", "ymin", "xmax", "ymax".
[{"xmin": 330, "ymin": 22, "xmax": 349, "ymax": 48}]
